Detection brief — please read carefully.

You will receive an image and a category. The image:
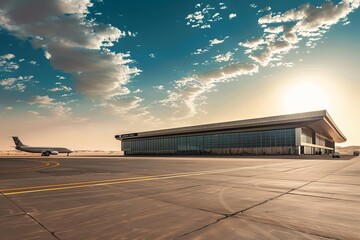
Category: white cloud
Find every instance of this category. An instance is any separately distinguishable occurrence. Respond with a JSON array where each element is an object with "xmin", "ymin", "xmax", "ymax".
[
  {"xmin": 192, "ymin": 36, "xmax": 229, "ymax": 57},
  {"xmin": 239, "ymin": 38, "xmax": 265, "ymax": 50},
  {"xmin": 213, "ymin": 52, "xmax": 233, "ymax": 62},
  {"xmin": 258, "ymin": 0, "xmax": 359, "ymax": 33},
  {"xmin": 0, "ymin": 53, "xmax": 19, "ymax": 72},
  {"xmin": 127, "ymin": 31, "xmax": 138, "ymax": 37},
  {"xmin": 28, "ymin": 95, "xmax": 54, "ymax": 106},
  {"xmin": 161, "ymin": 63, "xmax": 258, "ymax": 118},
  {"xmin": 264, "ymin": 26, "xmax": 285, "ymax": 34},
  {"xmin": 49, "ymin": 85, "xmax": 72, "ymax": 92},
  {"xmin": 241, "ymin": 0, "xmax": 359, "ymax": 66},
  {"xmin": 149, "ymin": 53, "xmax": 156, "ymax": 58},
  {"xmin": 29, "ymin": 60, "xmax": 37, "ymax": 65},
  {"xmin": 44, "ymin": 51, "xmax": 51, "ymax": 59},
  {"xmin": 0, "ymin": 75, "xmax": 33, "ymax": 92},
  {"xmin": 258, "ymin": 6, "xmax": 271, "ymax": 13},
  {"xmin": 153, "ymin": 85, "xmax": 164, "ymax": 90},
  {"xmin": 133, "ymin": 88, "xmax": 143, "ymax": 93},
  {"xmin": 250, "ymin": 4, "xmax": 257, "ymax": 9},
  {"xmin": 99, "ymin": 96, "xmax": 143, "ymax": 115},
  {"xmin": 133, "ymin": 89, "xmax": 142, "ymax": 93},
  {"xmin": 229, "ymin": 13, "xmax": 237, "ymax": 20},
  {"xmin": 219, "ymin": 3, "xmax": 227, "ymax": 10},
  {"xmin": 61, "ymin": 93, "xmax": 74, "ymax": 97},
  {"xmin": 192, "ymin": 48, "xmax": 209, "ymax": 55},
  {"xmin": 52, "ymin": 105, "xmax": 72, "ymax": 117},
  {"xmin": 56, "ymin": 75, "xmax": 66, "ymax": 80},
  {"xmin": 0, "ymin": 53, "xmax": 15, "ymax": 60},
  {"xmin": 27, "ymin": 95, "xmax": 71, "ymax": 117},
  {"xmin": 209, "ymin": 36, "xmax": 228, "ymax": 46},
  {"xmin": 4, "ymin": 106, "xmax": 12, "ymax": 111},
  {"xmin": 0, "ymin": 0, "xmax": 141, "ymax": 99},
  {"xmin": 186, "ymin": 4, "xmax": 225, "ymax": 29}
]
